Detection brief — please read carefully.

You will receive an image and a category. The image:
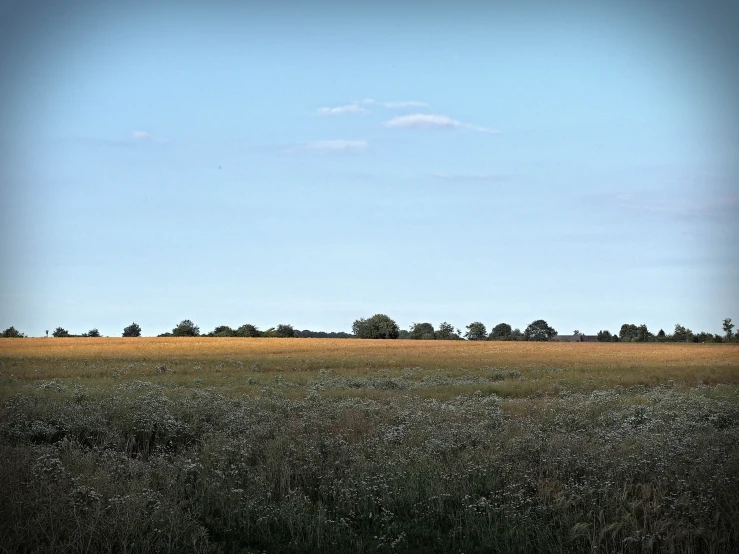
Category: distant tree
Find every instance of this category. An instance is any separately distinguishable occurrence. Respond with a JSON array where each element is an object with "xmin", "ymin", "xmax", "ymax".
[
  {"xmin": 436, "ymin": 322, "xmax": 461, "ymax": 340},
  {"xmin": 236, "ymin": 324, "xmax": 261, "ymax": 337},
  {"xmin": 275, "ymin": 324, "xmax": 296, "ymax": 338},
  {"xmin": 397, "ymin": 329, "xmax": 411, "ymax": 339},
  {"xmin": 511, "ymin": 328, "xmax": 523, "ymax": 341},
  {"xmin": 524, "ymin": 320, "xmax": 557, "ymax": 341},
  {"xmin": 596, "ymin": 330, "xmax": 612, "ymax": 342},
  {"xmin": 172, "ymin": 319, "xmax": 200, "ymax": 337},
  {"xmin": 122, "ymin": 322, "xmax": 142, "ymax": 337},
  {"xmin": 86, "ymin": 328, "xmax": 101, "ymax": 338},
  {"xmin": 619, "ymin": 324, "xmax": 638, "ymax": 342},
  {"xmin": 692, "ymin": 331, "xmax": 713, "ymax": 343},
  {"xmin": 352, "ymin": 314, "xmax": 400, "ymax": 339},
  {"xmin": 636, "ymin": 324, "xmax": 651, "ymax": 342},
  {"xmin": 409, "ymin": 322, "xmax": 436, "ymax": 340},
  {"xmin": 1, "ymin": 326, "xmax": 25, "ymax": 338},
  {"xmin": 672, "ymin": 324, "xmax": 693, "ymax": 343},
  {"xmin": 52, "ymin": 327, "xmax": 69, "ymax": 338},
  {"xmin": 208, "ymin": 325, "xmax": 236, "ymax": 337},
  {"xmin": 723, "ymin": 318, "xmax": 734, "ymax": 340},
  {"xmin": 465, "ymin": 322, "xmax": 487, "ymax": 341},
  {"xmin": 657, "ymin": 329, "xmax": 666, "ymax": 338},
  {"xmin": 157, "ymin": 332, "xmax": 173, "ymax": 337},
  {"xmin": 294, "ymin": 329, "xmax": 353, "ymax": 338},
  {"xmin": 489, "ymin": 323, "xmax": 512, "ymax": 340}
]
